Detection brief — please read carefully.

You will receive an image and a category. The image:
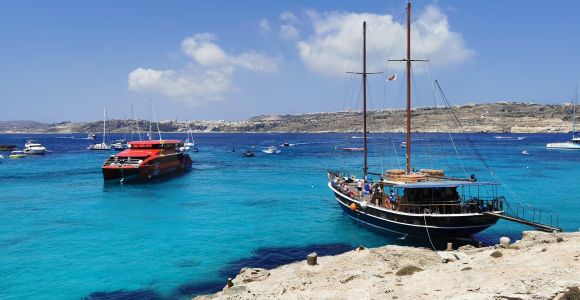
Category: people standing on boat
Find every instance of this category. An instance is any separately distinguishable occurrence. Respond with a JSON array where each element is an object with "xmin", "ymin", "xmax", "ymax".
[{"xmin": 356, "ymin": 180, "xmax": 363, "ymax": 196}]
